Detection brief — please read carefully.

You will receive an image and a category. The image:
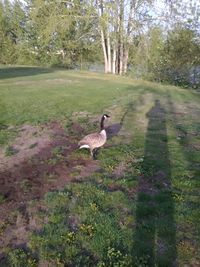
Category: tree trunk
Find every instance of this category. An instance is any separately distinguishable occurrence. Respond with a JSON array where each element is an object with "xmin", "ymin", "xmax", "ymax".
[
  {"xmin": 97, "ymin": 0, "xmax": 142, "ymax": 76},
  {"xmin": 107, "ymin": 31, "xmax": 112, "ymax": 73},
  {"xmin": 119, "ymin": 42, "xmax": 123, "ymax": 75},
  {"xmin": 123, "ymin": 47, "xmax": 129, "ymax": 74},
  {"xmin": 112, "ymin": 44, "xmax": 117, "ymax": 74},
  {"xmin": 122, "ymin": 0, "xmax": 134, "ymax": 75},
  {"xmin": 119, "ymin": 0, "xmax": 124, "ymax": 75},
  {"xmin": 100, "ymin": 28, "xmax": 108, "ymax": 73},
  {"xmin": 98, "ymin": 0, "xmax": 110, "ymax": 73}
]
